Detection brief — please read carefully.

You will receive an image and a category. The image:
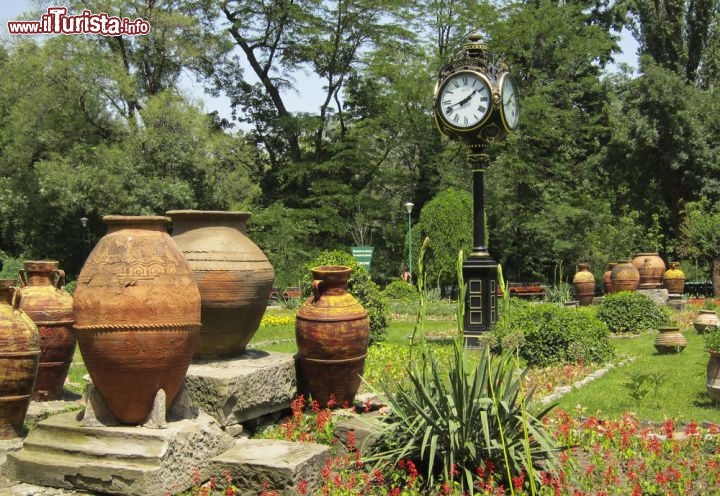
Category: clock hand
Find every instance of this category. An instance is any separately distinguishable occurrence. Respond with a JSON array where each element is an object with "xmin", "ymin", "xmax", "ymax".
[{"xmin": 444, "ymin": 89, "xmax": 478, "ymax": 113}]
